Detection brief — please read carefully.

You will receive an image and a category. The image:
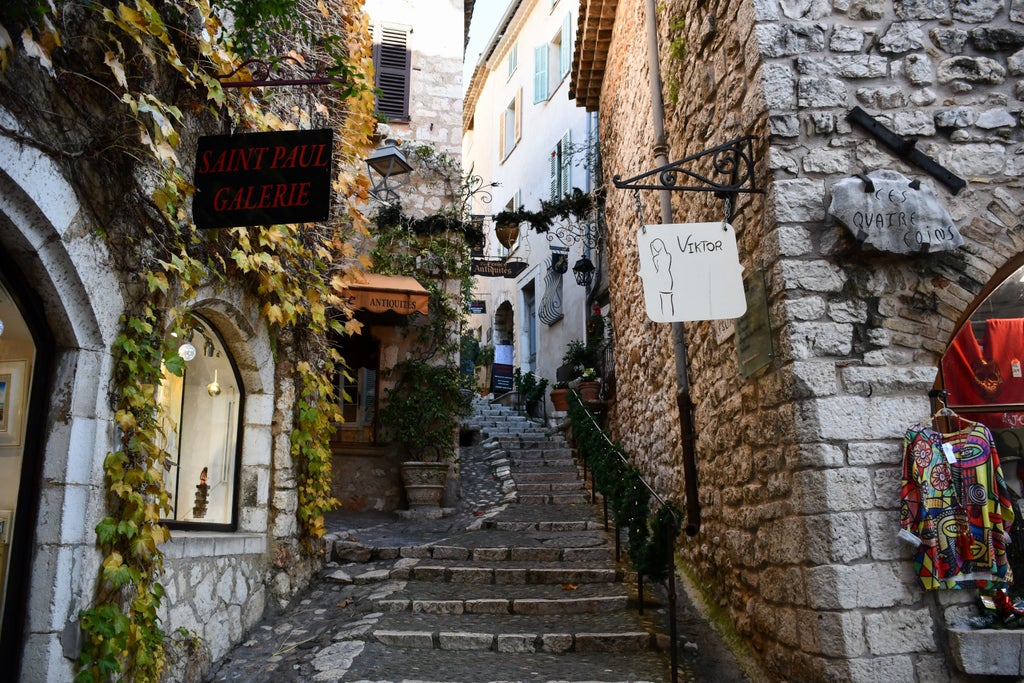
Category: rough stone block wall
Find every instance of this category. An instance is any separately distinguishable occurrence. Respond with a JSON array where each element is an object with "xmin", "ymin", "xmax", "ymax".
[{"xmin": 595, "ymin": 0, "xmax": 1024, "ymax": 680}]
